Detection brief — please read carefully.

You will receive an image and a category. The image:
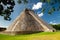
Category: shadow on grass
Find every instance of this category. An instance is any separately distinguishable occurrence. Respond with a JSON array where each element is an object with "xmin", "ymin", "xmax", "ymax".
[
  {"xmin": 0, "ymin": 31, "xmax": 59, "ymax": 36},
  {"xmin": 15, "ymin": 31, "xmax": 57, "ymax": 36}
]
